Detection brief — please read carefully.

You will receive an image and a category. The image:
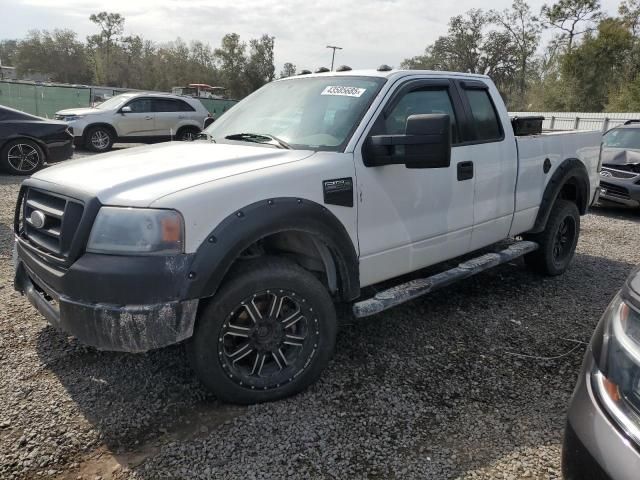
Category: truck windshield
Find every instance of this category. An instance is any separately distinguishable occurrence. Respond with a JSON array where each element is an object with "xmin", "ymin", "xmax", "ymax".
[
  {"xmin": 204, "ymin": 76, "xmax": 386, "ymax": 151},
  {"xmin": 604, "ymin": 128, "xmax": 640, "ymax": 150}
]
